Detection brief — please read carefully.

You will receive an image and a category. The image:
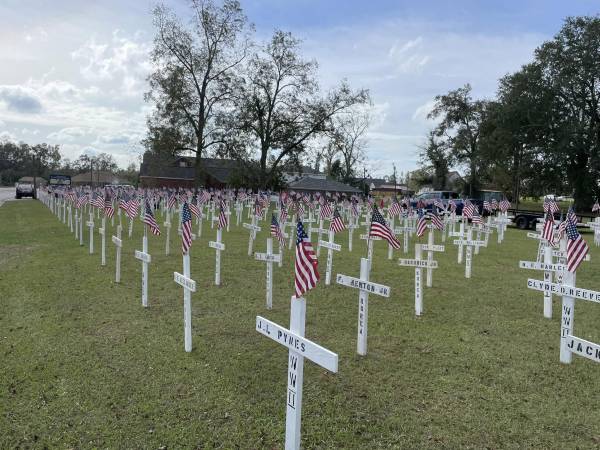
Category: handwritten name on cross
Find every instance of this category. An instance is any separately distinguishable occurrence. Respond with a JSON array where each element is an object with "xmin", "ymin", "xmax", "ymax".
[
  {"xmin": 398, "ymin": 244, "xmax": 438, "ymax": 316},
  {"xmin": 336, "ymin": 258, "xmax": 390, "ymax": 355},
  {"xmin": 256, "ymin": 297, "xmax": 338, "ymax": 450},
  {"xmin": 174, "ymin": 254, "xmax": 196, "ymax": 352}
]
